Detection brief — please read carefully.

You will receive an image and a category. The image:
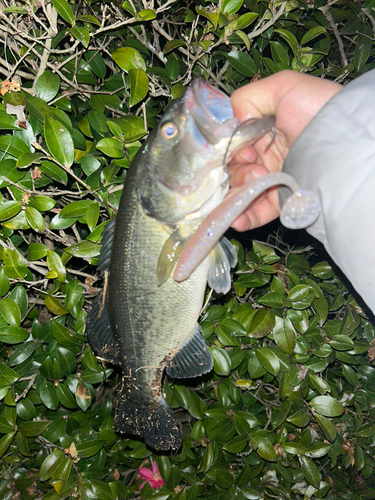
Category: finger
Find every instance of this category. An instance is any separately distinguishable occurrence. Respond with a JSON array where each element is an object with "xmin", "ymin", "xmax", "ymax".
[
  {"xmin": 230, "ymin": 145, "xmax": 258, "ymax": 165},
  {"xmin": 231, "ymin": 188, "xmax": 280, "ymax": 231},
  {"xmin": 230, "ymin": 164, "xmax": 270, "ymax": 188}
]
